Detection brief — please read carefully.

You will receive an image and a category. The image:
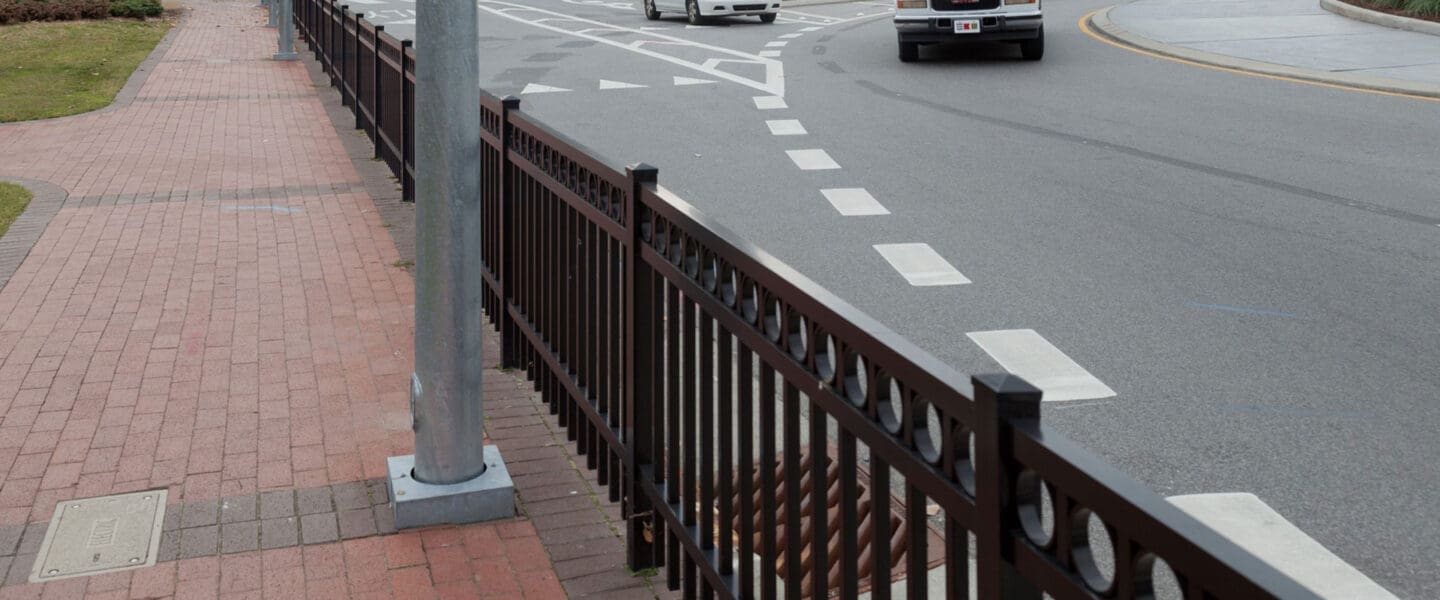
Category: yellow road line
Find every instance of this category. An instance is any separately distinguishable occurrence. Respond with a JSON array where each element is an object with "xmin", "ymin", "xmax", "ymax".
[{"xmin": 1078, "ymin": 7, "xmax": 1440, "ymax": 104}]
